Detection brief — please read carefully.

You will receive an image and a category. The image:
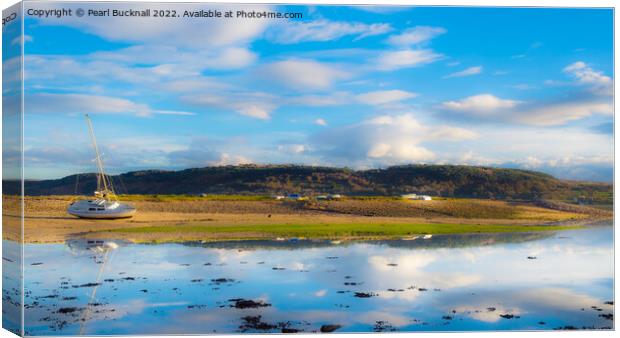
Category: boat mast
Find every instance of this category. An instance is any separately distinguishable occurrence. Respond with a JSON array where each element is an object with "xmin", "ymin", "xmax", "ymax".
[{"xmin": 85, "ymin": 114, "xmax": 113, "ymax": 196}]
